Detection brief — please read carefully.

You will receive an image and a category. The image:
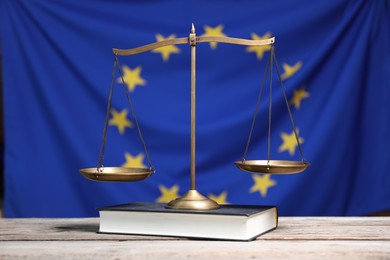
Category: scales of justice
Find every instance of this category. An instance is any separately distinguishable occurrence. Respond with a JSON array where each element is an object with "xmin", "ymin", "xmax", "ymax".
[{"xmin": 80, "ymin": 24, "xmax": 310, "ymax": 211}]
